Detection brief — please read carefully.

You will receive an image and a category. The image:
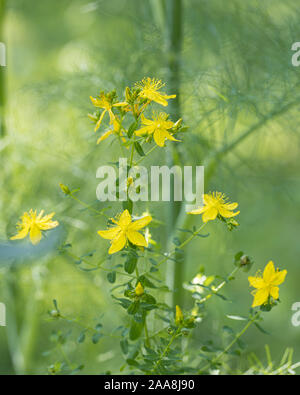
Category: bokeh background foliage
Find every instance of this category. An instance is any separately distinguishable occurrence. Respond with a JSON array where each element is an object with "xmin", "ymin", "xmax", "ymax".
[{"xmin": 0, "ymin": 0, "xmax": 300, "ymax": 374}]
